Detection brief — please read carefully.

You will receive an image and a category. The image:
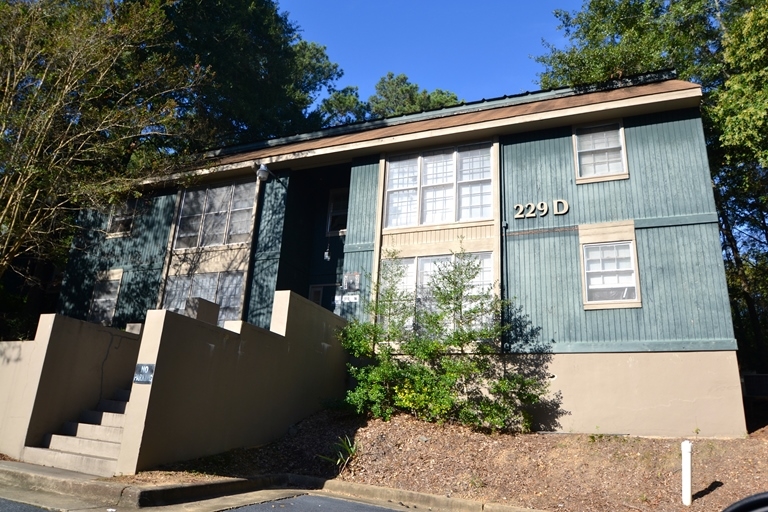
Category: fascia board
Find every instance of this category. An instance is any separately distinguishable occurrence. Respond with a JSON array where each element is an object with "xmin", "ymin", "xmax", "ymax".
[{"xmin": 141, "ymin": 86, "xmax": 701, "ymax": 186}]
